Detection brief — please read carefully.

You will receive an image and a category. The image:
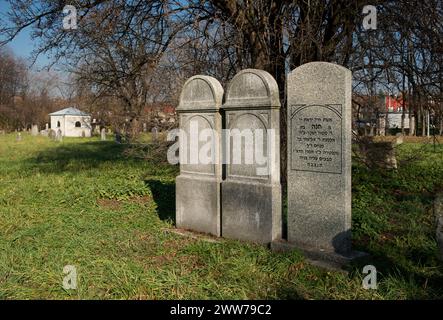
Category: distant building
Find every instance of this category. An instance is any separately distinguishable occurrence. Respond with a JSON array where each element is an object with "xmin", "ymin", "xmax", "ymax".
[
  {"xmin": 384, "ymin": 96, "xmax": 410, "ymax": 129},
  {"xmin": 49, "ymin": 107, "xmax": 92, "ymax": 137}
]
